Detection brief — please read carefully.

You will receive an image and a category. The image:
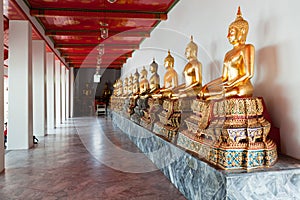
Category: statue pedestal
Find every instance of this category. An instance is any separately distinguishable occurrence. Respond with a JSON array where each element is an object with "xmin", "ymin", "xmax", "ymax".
[
  {"xmin": 178, "ymin": 97, "xmax": 196, "ymax": 131},
  {"xmin": 131, "ymin": 96, "xmax": 148, "ymax": 125},
  {"xmin": 124, "ymin": 95, "xmax": 137, "ymax": 119},
  {"xmin": 153, "ymin": 98, "xmax": 181, "ymax": 143},
  {"xmin": 112, "ymin": 111, "xmax": 300, "ymax": 200},
  {"xmin": 178, "ymin": 97, "xmax": 278, "ymax": 170},
  {"xmin": 140, "ymin": 98, "xmax": 161, "ymax": 131}
]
